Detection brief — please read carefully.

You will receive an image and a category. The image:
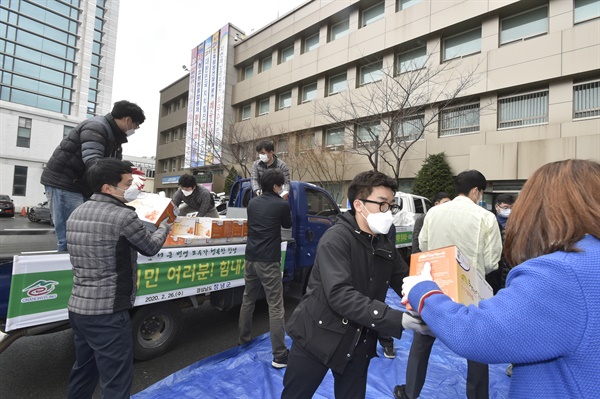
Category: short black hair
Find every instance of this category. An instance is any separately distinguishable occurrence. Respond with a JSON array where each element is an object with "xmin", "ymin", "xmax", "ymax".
[
  {"xmin": 348, "ymin": 170, "xmax": 398, "ymax": 212},
  {"xmin": 256, "ymin": 141, "xmax": 274, "ymax": 153},
  {"xmin": 454, "ymin": 170, "xmax": 487, "ymax": 196},
  {"xmin": 260, "ymin": 169, "xmax": 285, "ymax": 193},
  {"xmin": 495, "ymin": 193, "xmax": 515, "ymax": 205},
  {"xmin": 178, "ymin": 174, "xmax": 197, "ymax": 188},
  {"xmin": 432, "ymin": 192, "xmax": 451, "ymax": 203},
  {"xmin": 86, "ymin": 158, "xmax": 132, "ymax": 193},
  {"xmin": 111, "ymin": 100, "xmax": 146, "ymax": 125}
]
